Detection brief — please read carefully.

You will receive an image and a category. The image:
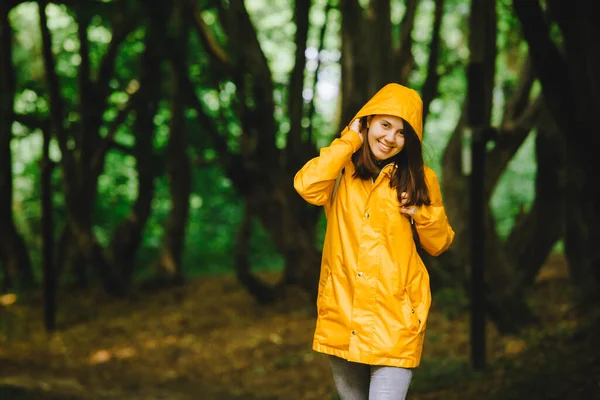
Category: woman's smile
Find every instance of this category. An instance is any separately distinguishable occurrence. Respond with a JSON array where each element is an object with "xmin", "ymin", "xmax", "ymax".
[{"xmin": 378, "ymin": 140, "xmax": 394, "ymax": 153}]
